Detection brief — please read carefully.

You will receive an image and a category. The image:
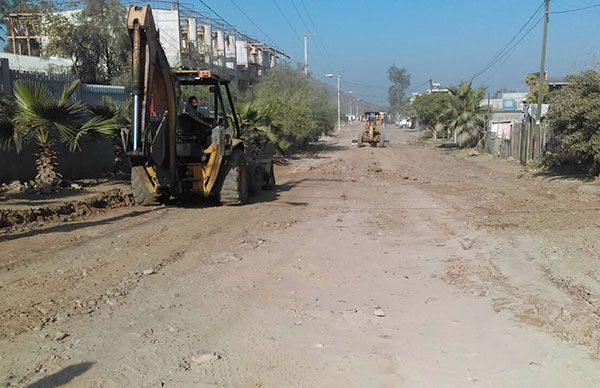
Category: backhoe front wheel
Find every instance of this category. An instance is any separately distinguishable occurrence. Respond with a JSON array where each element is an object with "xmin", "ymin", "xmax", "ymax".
[
  {"xmin": 379, "ymin": 133, "xmax": 385, "ymax": 148},
  {"xmin": 218, "ymin": 149, "xmax": 249, "ymax": 206},
  {"xmin": 131, "ymin": 165, "xmax": 167, "ymax": 206},
  {"xmin": 357, "ymin": 131, "xmax": 364, "ymax": 148}
]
